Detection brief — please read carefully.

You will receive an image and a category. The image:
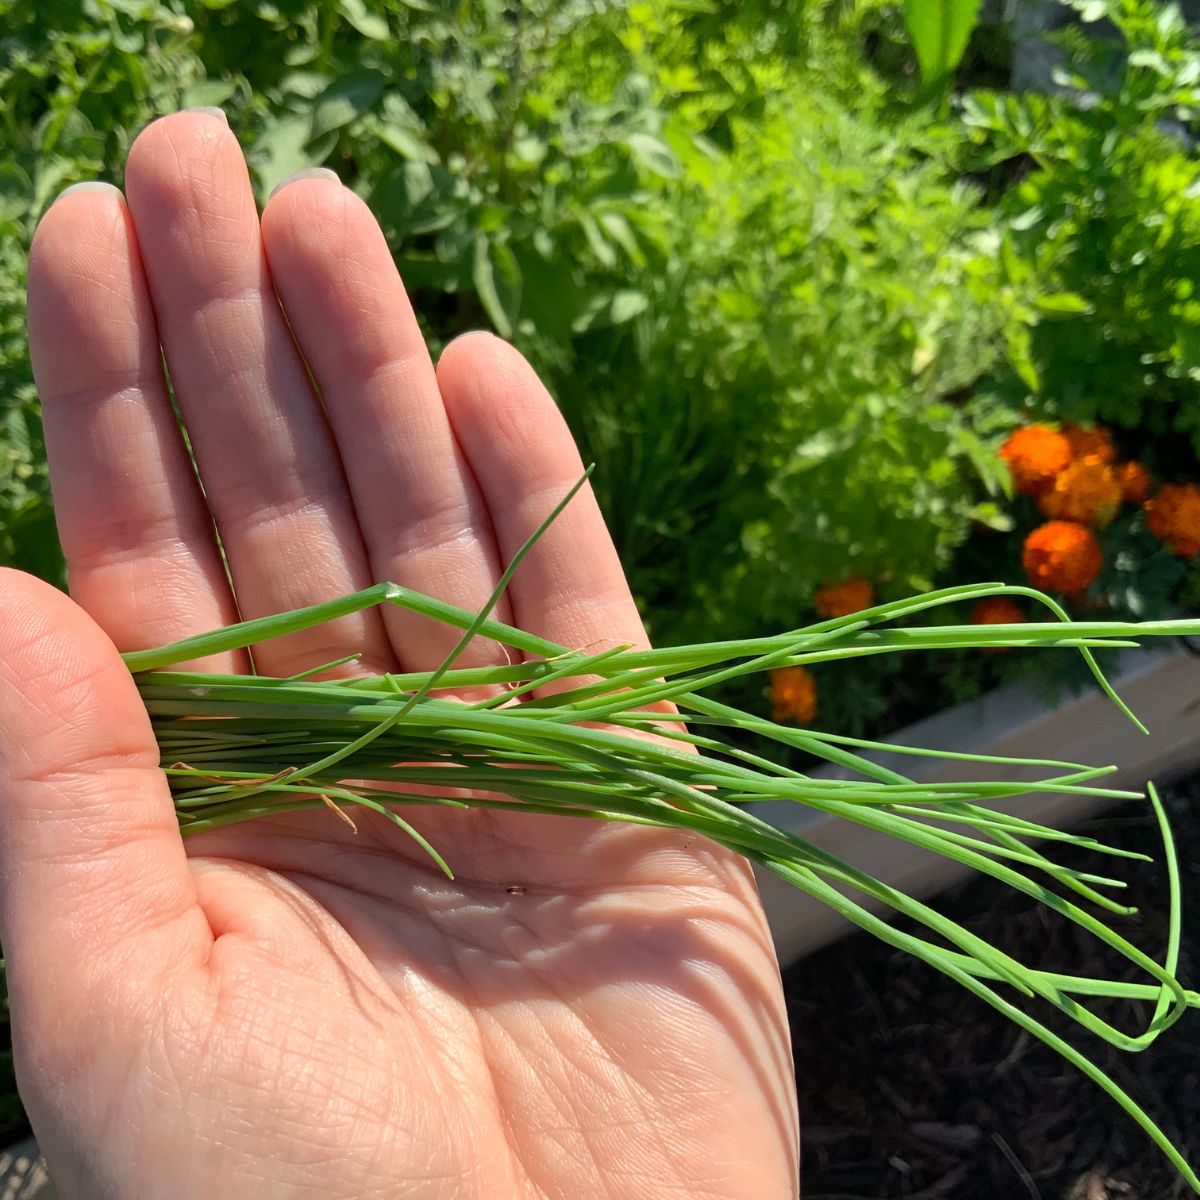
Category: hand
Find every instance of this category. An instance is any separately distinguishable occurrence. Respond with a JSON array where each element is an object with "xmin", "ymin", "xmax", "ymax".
[{"xmin": 1, "ymin": 110, "xmax": 798, "ymax": 1199}]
